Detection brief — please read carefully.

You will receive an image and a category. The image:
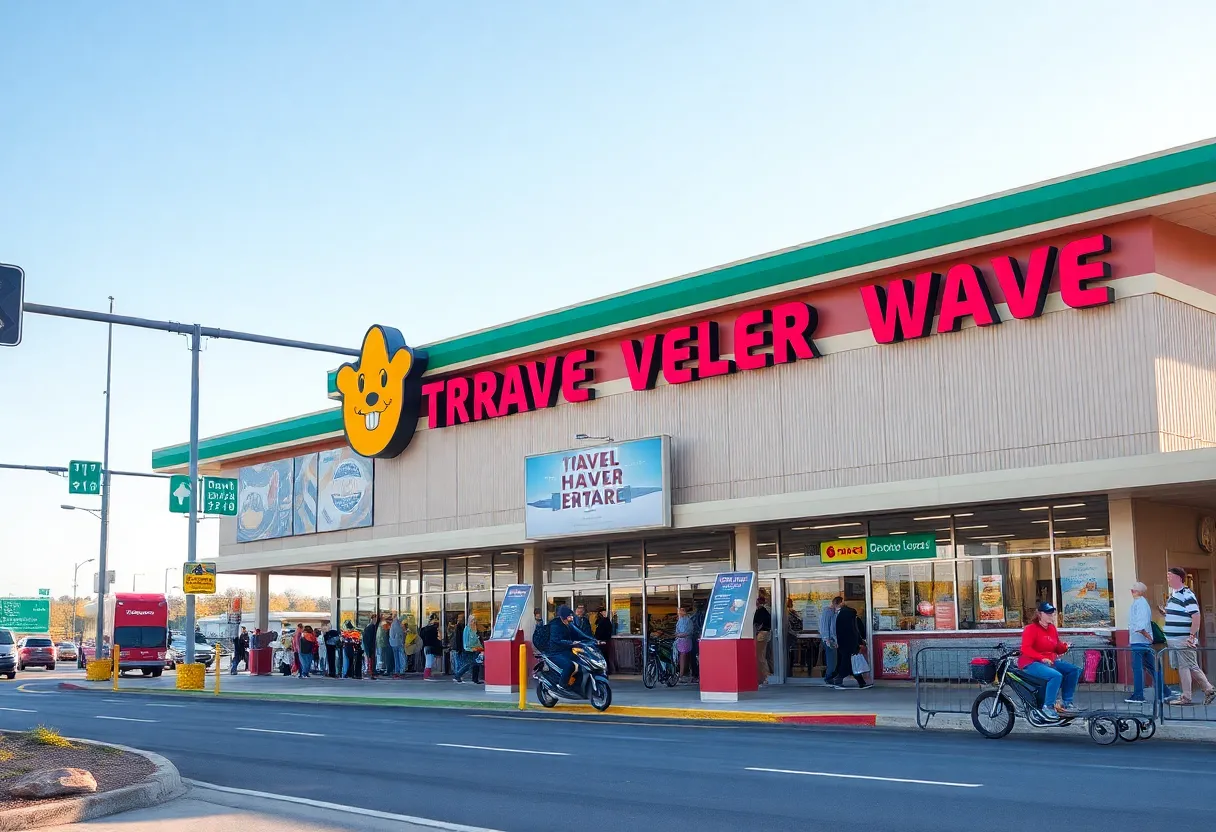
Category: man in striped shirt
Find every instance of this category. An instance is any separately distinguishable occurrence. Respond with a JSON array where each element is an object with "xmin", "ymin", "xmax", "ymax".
[{"xmin": 1159, "ymin": 567, "xmax": 1215, "ymax": 706}]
